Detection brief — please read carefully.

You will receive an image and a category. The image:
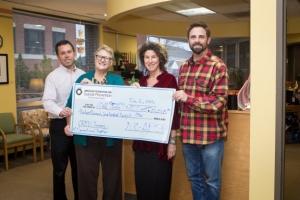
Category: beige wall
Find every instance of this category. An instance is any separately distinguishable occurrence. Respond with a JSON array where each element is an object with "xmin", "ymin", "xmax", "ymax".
[
  {"xmin": 0, "ymin": 6, "xmax": 17, "ymax": 117},
  {"xmin": 250, "ymin": 0, "xmax": 278, "ymax": 199},
  {"xmin": 103, "ymin": 28, "xmax": 137, "ymax": 71}
]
